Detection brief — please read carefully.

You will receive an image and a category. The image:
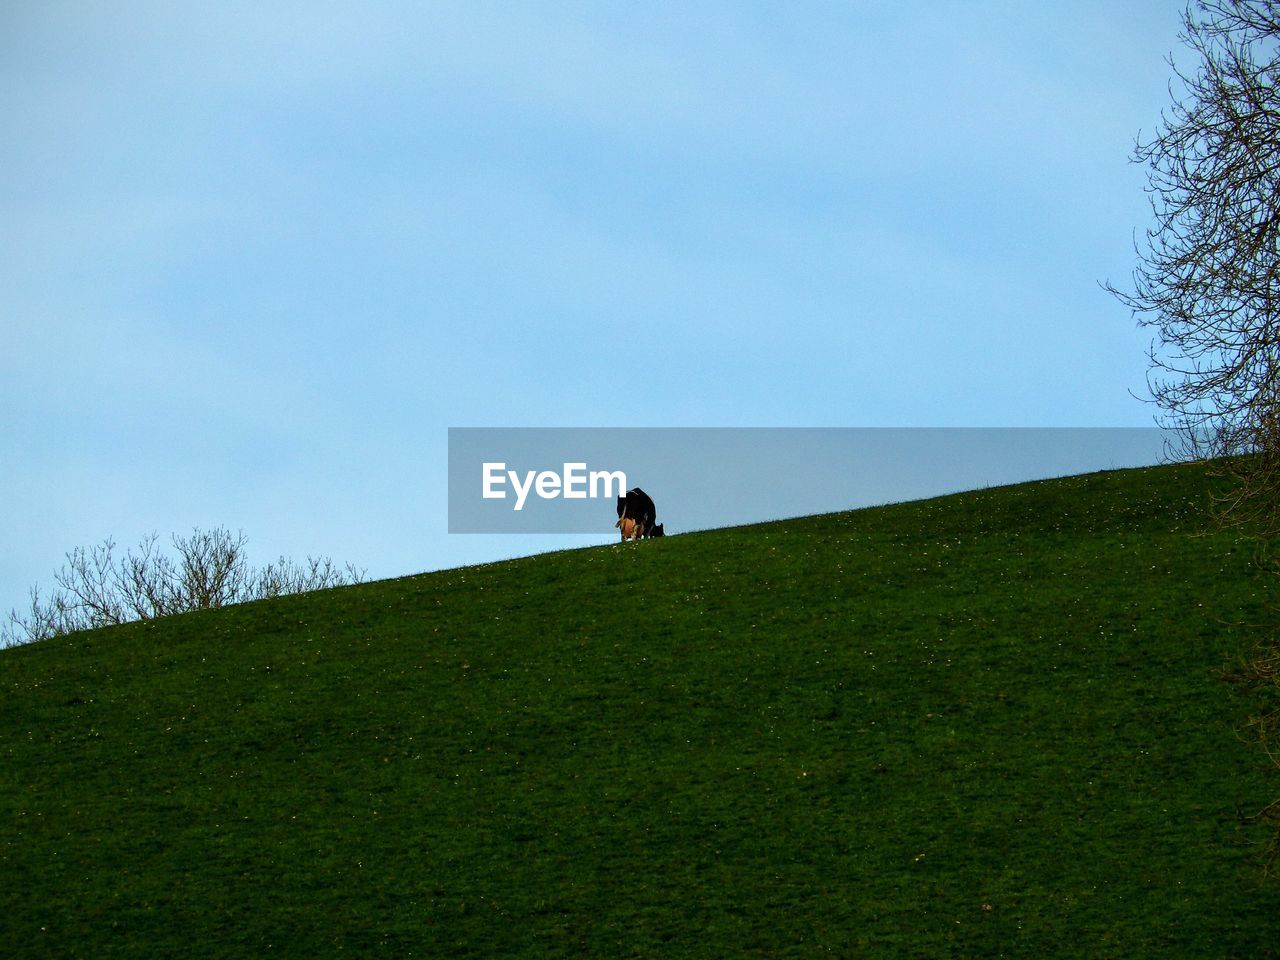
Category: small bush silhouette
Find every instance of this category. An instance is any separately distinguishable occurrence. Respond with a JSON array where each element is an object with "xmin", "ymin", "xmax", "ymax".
[{"xmin": 3, "ymin": 527, "xmax": 364, "ymax": 646}]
